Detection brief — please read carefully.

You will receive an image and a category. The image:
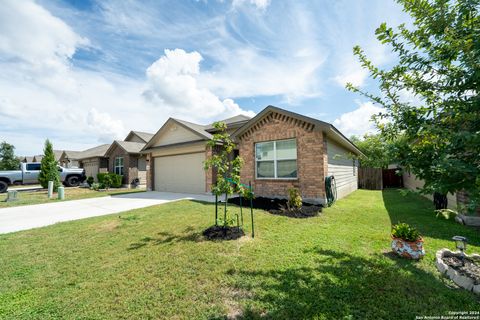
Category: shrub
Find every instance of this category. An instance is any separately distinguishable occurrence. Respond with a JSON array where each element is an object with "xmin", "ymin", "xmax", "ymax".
[
  {"xmin": 97, "ymin": 173, "xmax": 123, "ymax": 188},
  {"xmin": 391, "ymin": 223, "xmax": 421, "ymax": 242},
  {"xmin": 103, "ymin": 175, "xmax": 113, "ymax": 190},
  {"xmin": 90, "ymin": 183, "xmax": 100, "ymax": 191},
  {"xmin": 97, "ymin": 173, "xmax": 108, "ymax": 184},
  {"xmin": 110, "ymin": 174, "xmax": 123, "ymax": 188},
  {"xmin": 435, "ymin": 209, "xmax": 458, "ymax": 220},
  {"xmin": 86, "ymin": 176, "xmax": 94, "ymax": 186},
  {"xmin": 288, "ymin": 188, "xmax": 302, "ymax": 210}
]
